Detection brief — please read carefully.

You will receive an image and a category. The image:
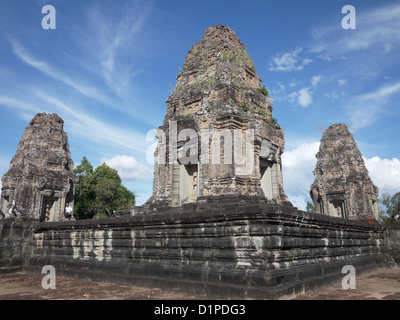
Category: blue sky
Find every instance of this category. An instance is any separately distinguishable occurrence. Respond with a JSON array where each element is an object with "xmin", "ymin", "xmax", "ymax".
[{"xmin": 0, "ymin": 0, "xmax": 399, "ymax": 209}]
